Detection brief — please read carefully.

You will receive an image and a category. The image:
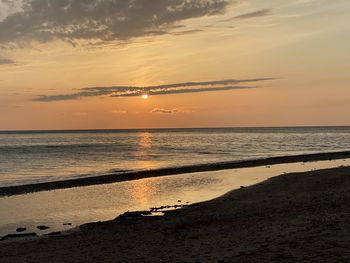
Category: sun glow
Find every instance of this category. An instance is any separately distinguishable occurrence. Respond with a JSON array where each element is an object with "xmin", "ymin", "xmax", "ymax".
[{"xmin": 142, "ymin": 94, "xmax": 149, "ymax": 99}]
